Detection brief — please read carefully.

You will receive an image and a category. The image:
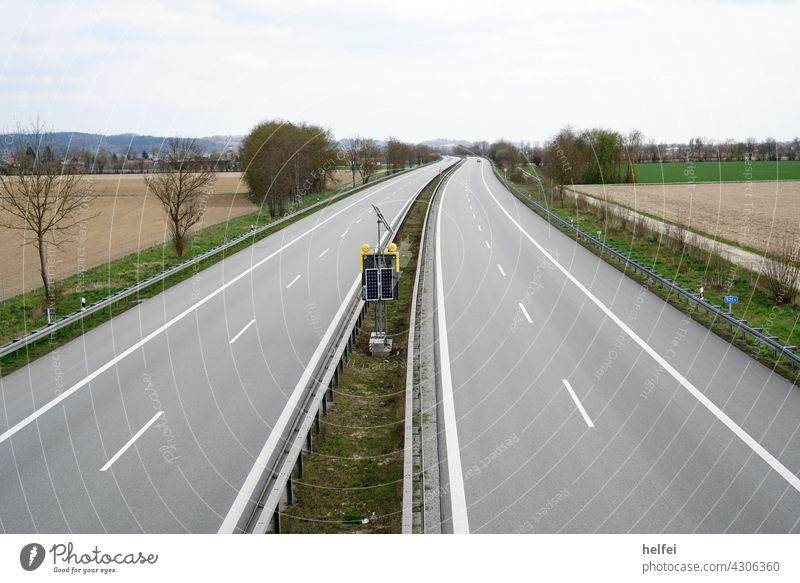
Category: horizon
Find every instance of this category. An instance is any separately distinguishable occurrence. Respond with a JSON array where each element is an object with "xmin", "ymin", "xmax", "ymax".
[{"xmin": 1, "ymin": 0, "xmax": 798, "ymax": 144}]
